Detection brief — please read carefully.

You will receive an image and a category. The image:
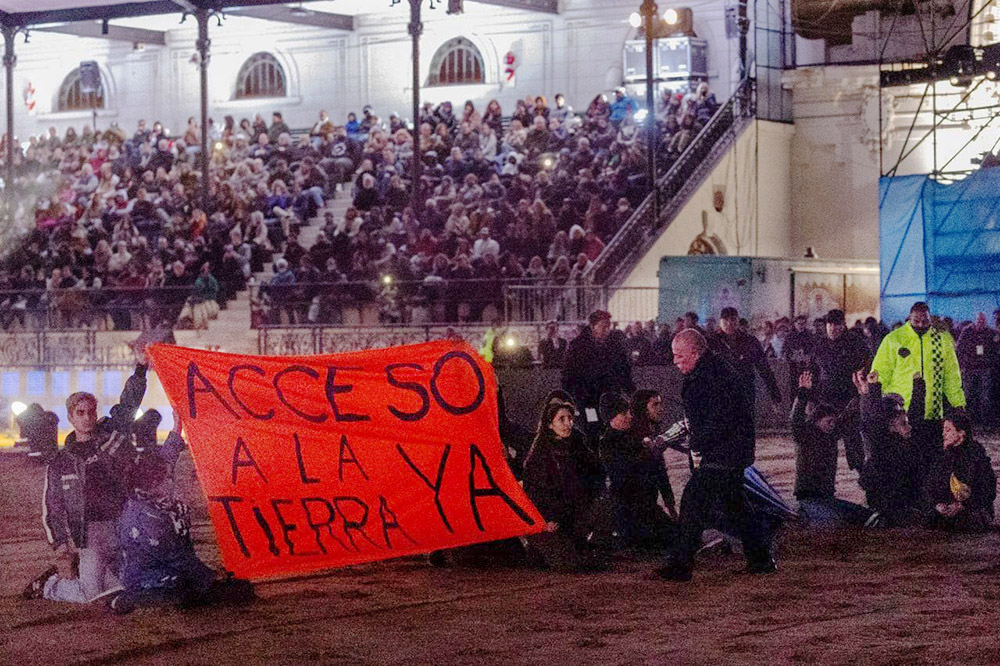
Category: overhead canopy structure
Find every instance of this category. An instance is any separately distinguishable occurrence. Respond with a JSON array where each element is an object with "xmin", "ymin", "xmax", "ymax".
[
  {"xmin": 0, "ymin": 0, "xmax": 355, "ymax": 29},
  {"xmin": 0, "ymin": 0, "xmax": 556, "ymax": 29},
  {"xmin": 879, "ymin": 170, "xmax": 1000, "ymax": 323}
]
